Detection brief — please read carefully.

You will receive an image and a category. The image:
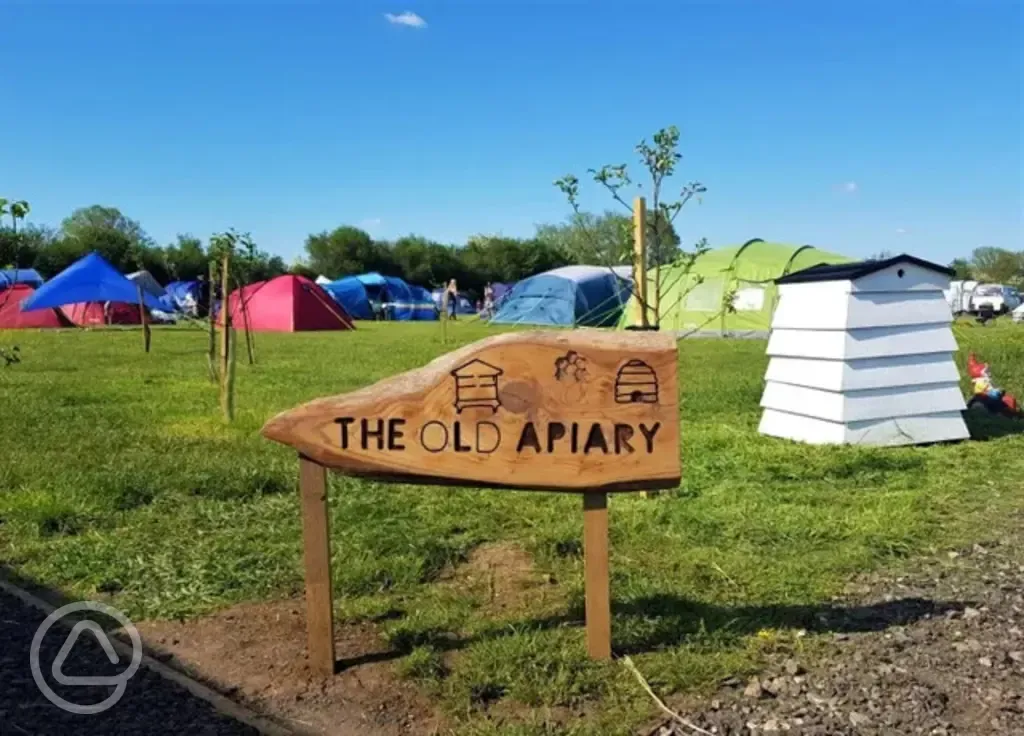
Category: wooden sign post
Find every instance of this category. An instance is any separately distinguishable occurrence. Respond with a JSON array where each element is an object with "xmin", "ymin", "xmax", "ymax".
[{"xmin": 262, "ymin": 331, "xmax": 680, "ymax": 674}]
